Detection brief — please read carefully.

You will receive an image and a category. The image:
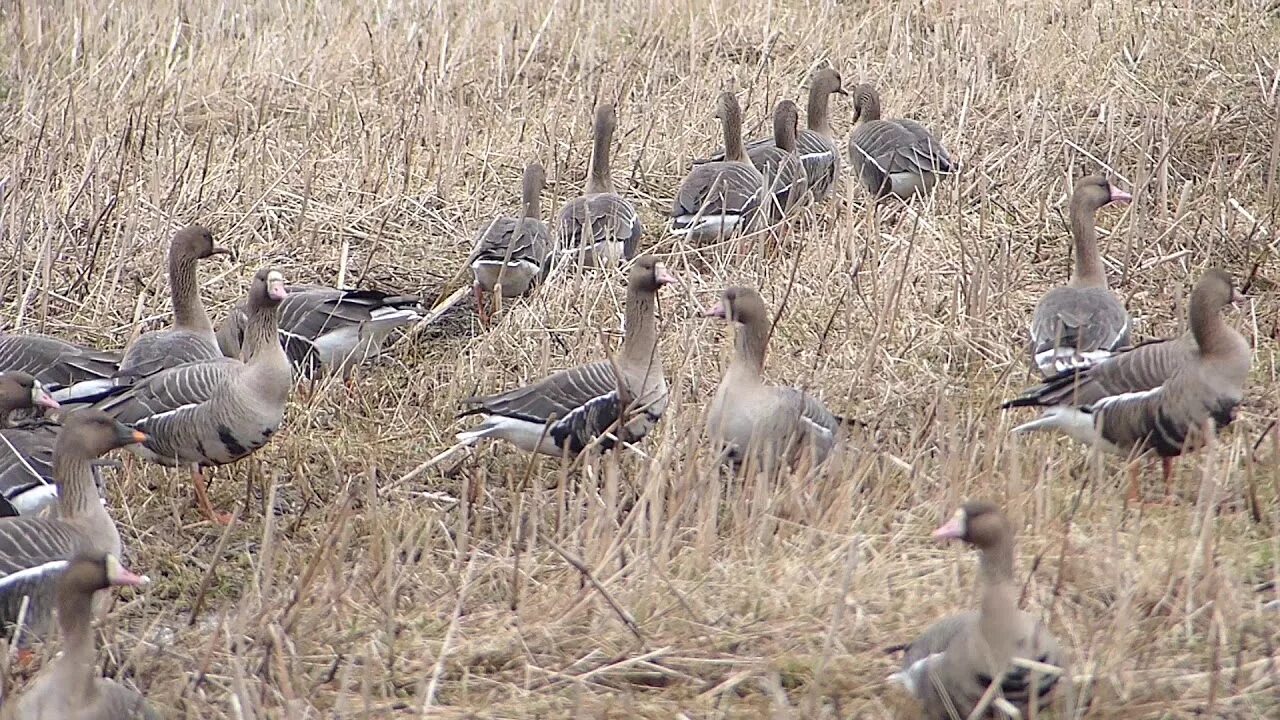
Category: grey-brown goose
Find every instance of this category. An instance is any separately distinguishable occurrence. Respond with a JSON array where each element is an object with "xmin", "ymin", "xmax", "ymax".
[
  {"xmin": 94, "ymin": 268, "xmax": 291, "ymax": 524},
  {"xmin": 554, "ymin": 105, "xmax": 644, "ymax": 267},
  {"xmin": 457, "ymin": 256, "xmax": 675, "ymax": 455},
  {"xmin": 670, "ymin": 92, "xmax": 765, "ymax": 241},
  {"xmin": 846, "ymin": 83, "xmax": 953, "ymax": 199},
  {"xmin": 748, "ymin": 100, "xmax": 810, "ymax": 222},
  {"xmin": 1010, "ymin": 270, "xmax": 1250, "ymax": 501},
  {"xmin": 0, "ymin": 553, "xmax": 157, "ymax": 720},
  {"xmin": 891, "ymin": 501, "xmax": 1066, "ymax": 719},
  {"xmin": 0, "ymin": 372, "xmax": 62, "ymax": 517},
  {"xmin": 468, "ymin": 163, "xmax": 551, "ymax": 324},
  {"xmin": 0, "ymin": 334, "xmax": 119, "ymax": 388},
  {"xmin": 1029, "ymin": 175, "xmax": 1133, "ymax": 376},
  {"xmin": 0, "ymin": 411, "xmax": 144, "ymax": 640},
  {"xmin": 117, "ymin": 225, "xmax": 230, "ymax": 378},
  {"xmin": 704, "ymin": 287, "xmax": 838, "ymax": 473},
  {"xmin": 216, "ymin": 284, "xmax": 422, "ymax": 380}
]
